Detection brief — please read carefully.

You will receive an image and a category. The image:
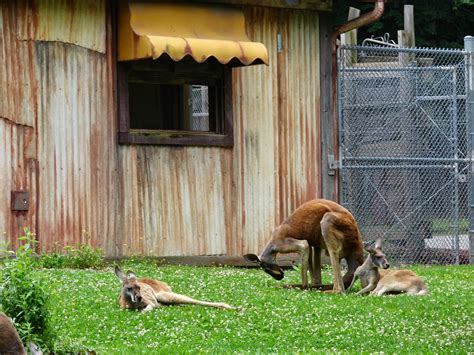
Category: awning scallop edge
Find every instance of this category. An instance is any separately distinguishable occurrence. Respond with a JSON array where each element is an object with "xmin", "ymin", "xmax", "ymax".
[{"xmin": 118, "ymin": 1, "xmax": 269, "ymax": 66}]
